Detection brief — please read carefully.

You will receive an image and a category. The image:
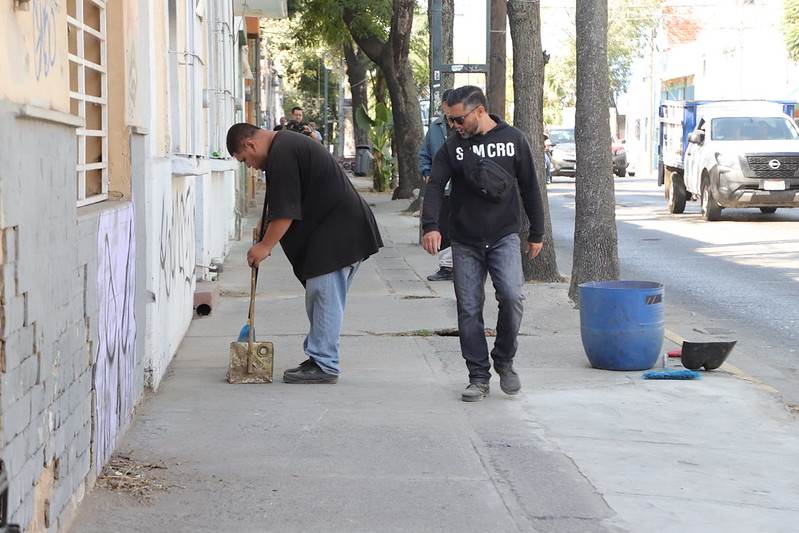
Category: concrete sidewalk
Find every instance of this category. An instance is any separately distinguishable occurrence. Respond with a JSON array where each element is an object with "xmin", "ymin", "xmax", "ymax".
[{"xmin": 72, "ymin": 179, "xmax": 799, "ymax": 533}]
